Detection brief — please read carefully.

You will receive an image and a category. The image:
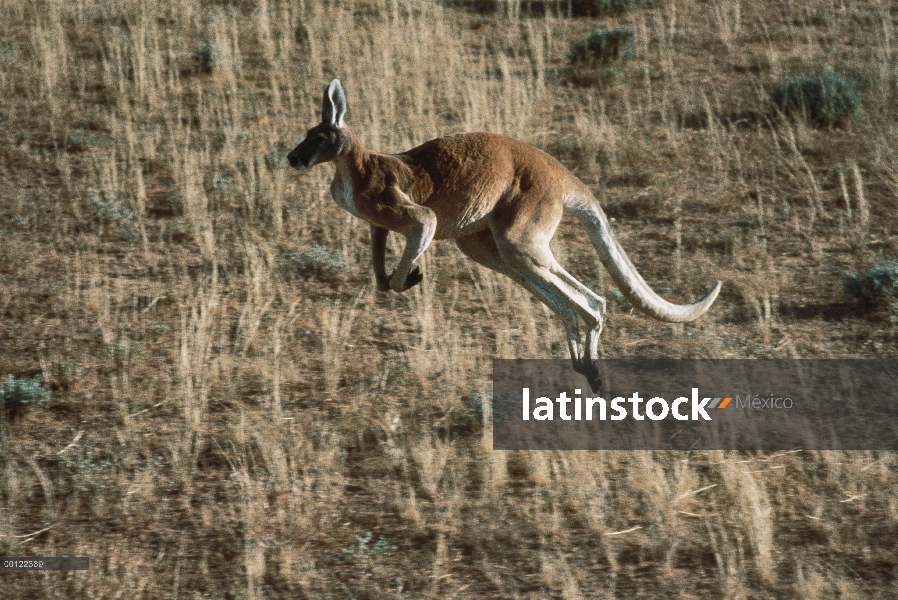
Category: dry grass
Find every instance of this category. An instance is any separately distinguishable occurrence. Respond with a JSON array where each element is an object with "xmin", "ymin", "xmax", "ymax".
[{"xmin": 1, "ymin": 0, "xmax": 897, "ymax": 597}]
